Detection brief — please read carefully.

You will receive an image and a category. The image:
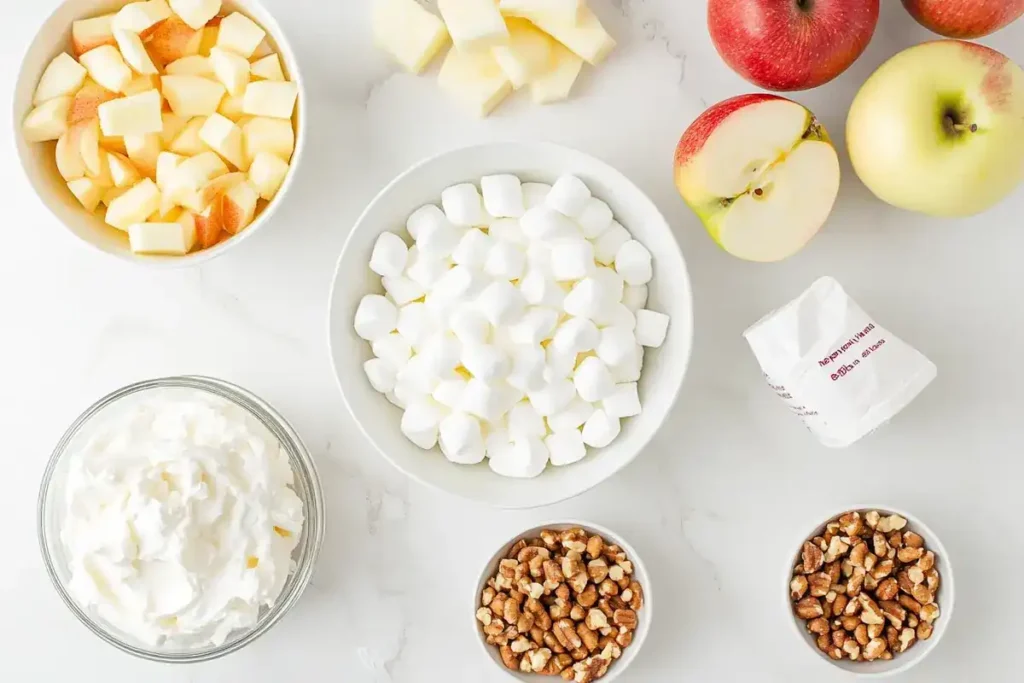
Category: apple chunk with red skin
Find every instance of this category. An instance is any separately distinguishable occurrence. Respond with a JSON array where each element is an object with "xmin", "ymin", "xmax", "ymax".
[
  {"xmin": 902, "ymin": 0, "xmax": 1023, "ymax": 39},
  {"xmin": 675, "ymin": 94, "xmax": 840, "ymax": 262},
  {"xmin": 708, "ymin": 0, "xmax": 879, "ymax": 91}
]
